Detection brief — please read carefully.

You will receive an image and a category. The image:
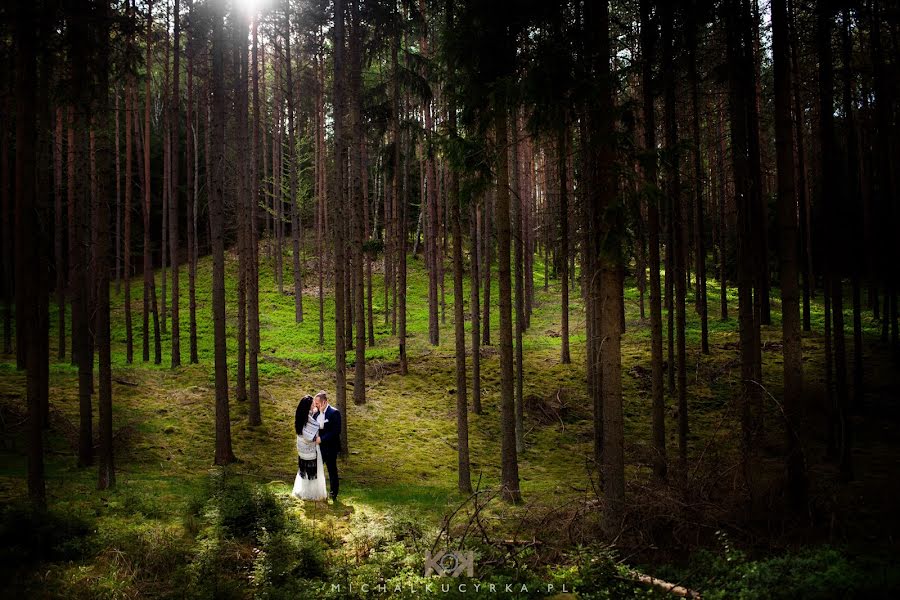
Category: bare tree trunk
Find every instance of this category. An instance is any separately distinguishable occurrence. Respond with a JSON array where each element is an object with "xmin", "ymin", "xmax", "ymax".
[
  {"xmin": 350, "ymin": 0, "xmax": 366, "ymax": 405},
  {"xmin": 317, "ymin": 47, "xmax": 326, "ymax": 345},
  {"xmin": 583, "ymin": 0, "xmax": 623, "ymax": 533},
  {"xmin": 716, "ymin": 102, "xmax": 729, "ymax": 321},
  {"xmin": 365, "ymin": 141, "xmax": 375, "ymax": 347},
  {"xmin": 687, "ymin": 12, "xmax": 709, "ymax": 355},
  {"xmin": 446, "ymin": 2, "xmax": 471, "ymax": 488},
  {"xmin": 523, "ymin": 135, "xmax": 534, "ymax": 329},
  {"xmin": 482, "ymin": 189, "xmax": 492, "ymax": 346},
  {"xmin": 95, "ymin": 0, "xmax": 115, "ymax": 490},
  {"xmin": 470, "ymin": 197, "xmax": 482, "ymax": 414},
  {"xmin": 558, "ymin": 125, "xmax": 571, "ymax": 364},
  {"xmin": 334, "ymin": 0, "xmax": 350, "ymax": 451},
  {"xmin": 186, "ymin": 0, "xmax": 198, "ymax": 364},
  {"xmin": 54, "ymin": 107, "xmax": 66, "ymax": 360},
  {"xmin": 818, "ymin": 4, "xmax": 850, "ymax": 480},
  {"xmin": 726, "ymin": 0, "xmax": 763, "ymax": 492},
  {"xmin": 274, "ymin": 55, "xmax": 283, "ymax": 293},
  {"xmin": 1, "ymin": 97, "xmax": 11, "ymax": 357},
  {"xmin": 495, "ymin": 104, "xmax": 521, "ymax": 504},
  {"xmin": 124, "ymin": 81, "xmax": 133, "ymax": 364},
  {"xmin": 422, "ymin": 1, "xmax": 439, "ymax": 347},
  {"xmin": 513, "ymin": 114, "xmax": 525, "ymax": 455},
  {"xmin": 235, "ymin": 12, "xmax": 250, "ymax": 405},
  {"xmin": 248, "ymin": 12, "xmax": 261, "ymax": 425},
  {"xmin": 284, "ymin": 3, "xmax": 303, "ymax": 325},
  {"xmin": 662, "ymin": 2, "xmax": 688, "ymax": 476},
  {"xmin": 789, "ymin": 0, "xmax": 812, "ymax": 332},
  {"xmin": 773, "ymin": 0, "xmax": 807, "ymax": 512},
  {"xmin": 840, "ymin": 10, "xmax": 864, "ymax": 414},
  {"xmin": 640, "ymin": 0, "xmax": 666, "ymax": 482},
  {"xmin": 160, "ymin": 1, "xmax": 169, "ymax": 338},
  {"xmin": 398, "ymin": 128, "xmax": 408, "ymax": 376},
  {"xmin": 16, "ymin": 0, "xmax": 46, "ymax": 507},
  {"xmin": 169, "ymin": 0, "xmax": 181, "ymax": 368},
  {"xmin": 143, "ymin": 1, "xmax": 161, "ymax": 365},
  {"xmin": 211, "ymin": 0, "xmax": 236, "ymax": 465}
]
